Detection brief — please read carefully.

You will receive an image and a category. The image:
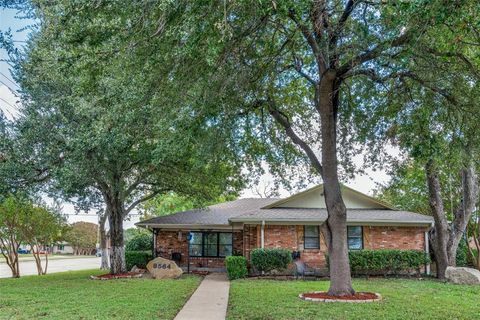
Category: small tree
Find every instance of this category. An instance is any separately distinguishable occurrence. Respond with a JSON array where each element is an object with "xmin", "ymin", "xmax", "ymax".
[
  {"xmin": 65, "ymin": 222, "xmax": 98, "ymax": 256},
  {"xmin": 0, "ymin": 196, "xmax": 28, "ymax": 278},
  {"xmin": 22, "ymin": 205, "xmax": 67, "ymax": 275}
]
